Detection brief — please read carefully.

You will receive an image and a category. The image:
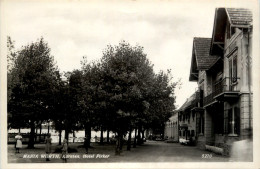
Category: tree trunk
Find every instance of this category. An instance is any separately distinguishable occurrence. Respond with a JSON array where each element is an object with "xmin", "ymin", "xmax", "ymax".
[
  {"xmin": 47, "ymin": 122, "xmax": 50, "ymax": 134},
  {"xmin": 88, "ymin": 126, "xmax": 91, "ymax": 147},
  {"xmin": 142, "ymin": 130, "xmax": 145, "ymax": 144},
  {"xmin": 137, "ymin": 126, "xmax": 141, "ymax": 145},
  {"xmin": 85, "ymin": 123, "xmax": 91, "ymax": 148},
  {"xmin": 133, "ymin": 128, "xmax": 137, "ymax": 148},
  {"xmin": 35, "ymin": 127, "xmax": 38, "ymax": 142},
  {"xmin": 115, "ymin": 132, "xmax": 122, "ymax": 155},
  {"xmin": 28, "ymin": 120, "xmax": 35, "ymax": 148},
  {"xmin": 162, "ymin": 129, "xmax": 165, "ymax": 140},
  {"xmin": 73, "ymin": 130, "xmax": 75, "ymax": 143},
  {"xmin": 127, "ymin": 126, "xmax": 132, "ymax": 151},
  {"xmin": 65, "ymin": 129, "xmax": 69, "ymax": 141},
  {"xmin": 84, "ymin": 128, "xmax": 89, "ymax": 153},
  {"xmin": 107, "ymin": 130, "xmax": 109, "ymax": 143},
  {"xmin": 58, "ymin": 129, "xmax": 62, "ymax": 145},
  {"xmin": 119, "ymin": 135, "xmax": 124, "ymax": 151},
  {"xmin": 39, "ymin": 123, "xmax": 42, "ymax": 142},
  {"xmin": 100, "ymin": 126, "xmax": 103, "ymax": 144},
  {"xmin": 138, "ymin": 125, "xmax": 144, "ymax": 145}
]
